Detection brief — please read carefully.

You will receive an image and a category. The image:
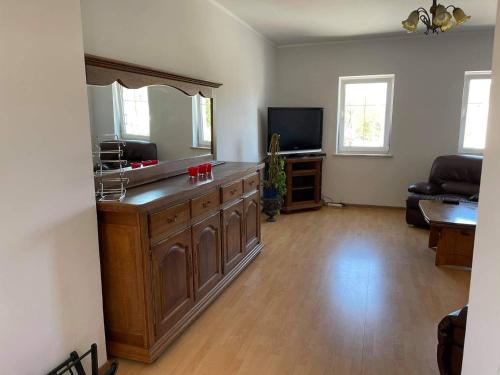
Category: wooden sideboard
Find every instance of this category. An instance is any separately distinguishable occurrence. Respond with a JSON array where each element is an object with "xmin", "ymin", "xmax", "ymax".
[{"xmin": 97, "ymin": 162, "xmax": 264, "ymax": 363}]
